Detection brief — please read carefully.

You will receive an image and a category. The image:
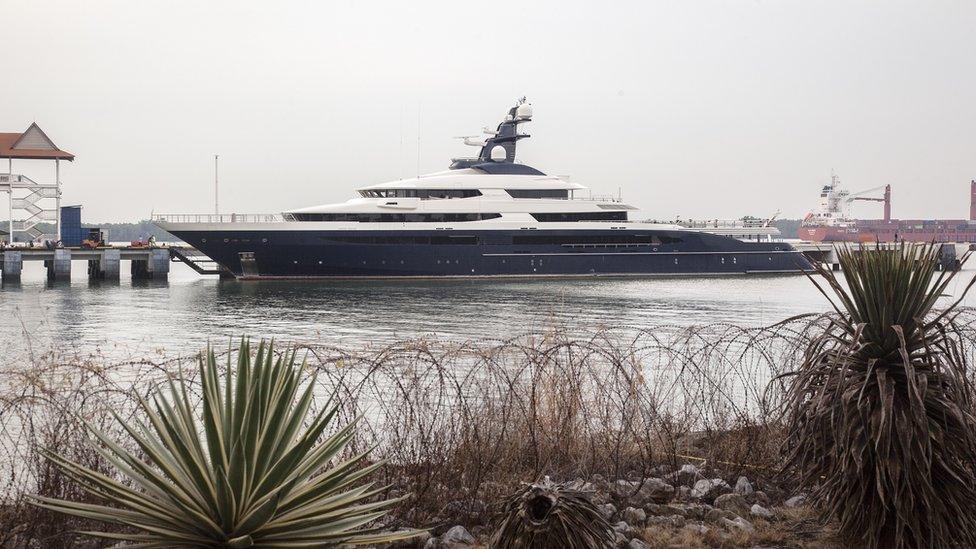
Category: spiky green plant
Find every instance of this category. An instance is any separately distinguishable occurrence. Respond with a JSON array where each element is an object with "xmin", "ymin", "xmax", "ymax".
[
  {"xmin": 31, "ymin": 340, "xmax": 418, "ymax": 548},
  {"xmin": 780, "ymin": 243, "xmax": 976, "ymax": 548},
  {"xmin": 490, "ymin": 478, "xmax": 614, "ymax": 549}
]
